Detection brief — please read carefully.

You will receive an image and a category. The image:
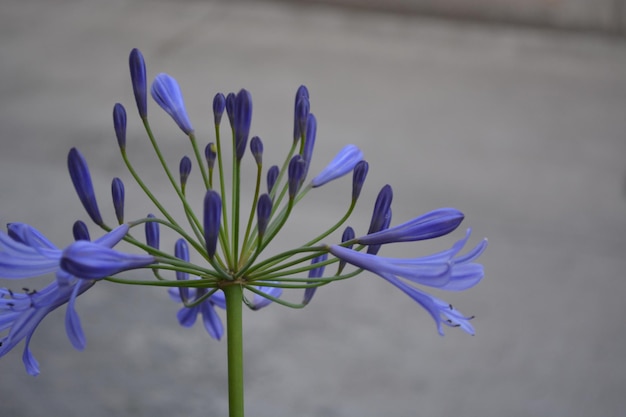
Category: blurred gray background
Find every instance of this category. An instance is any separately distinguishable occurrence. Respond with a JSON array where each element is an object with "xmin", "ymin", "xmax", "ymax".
[{"xmin": 1, "ymin": 0, "xmax": 625, "ymax": 416}]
